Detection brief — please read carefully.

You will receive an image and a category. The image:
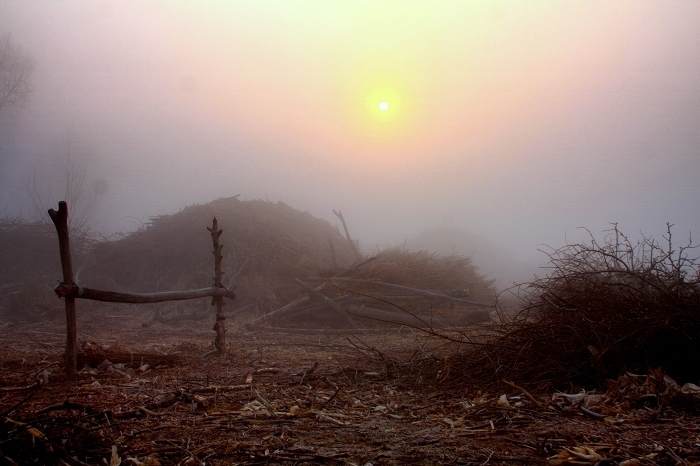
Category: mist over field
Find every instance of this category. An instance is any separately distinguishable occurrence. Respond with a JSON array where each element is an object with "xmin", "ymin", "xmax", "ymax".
[
  {"xmin": 1, "ymin": 1, "xmax": 698, "ymax": 285},
  {"xmin": 2, "ymin": 5, "xmax": 700, "ymax": 463}
]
